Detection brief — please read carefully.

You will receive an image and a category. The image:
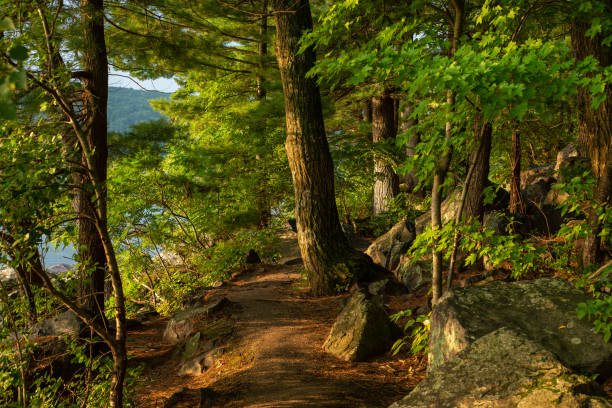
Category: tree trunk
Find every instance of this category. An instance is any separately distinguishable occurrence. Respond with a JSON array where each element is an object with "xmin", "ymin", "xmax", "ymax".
[
  {"xmin": 81, "ymin": 2, "xmax": 127, "ymax": 406},
  {"xmin": 400, "ymin": 103, "xmax": 421, "ymax": 194},
  {"xmin": 79, "ymin": 0, "xmax": 108, "ymax": 325},
  {"xmin": 372, "ymin": 92, "xmax": 399, "ymax": 215},
  {"xmin": 432, "ymin": 0, "xmax": 464, "ymax": 305},
  {"xmin": 509, "ymin": 122, "xmax": 525, "ymax": 214},
  {"xmin": 571, "ymin": 16, "xmax": 612, "ymax": 267},
  {"xmin": 272, "ymin": 0, "xmax": 383, "ymax": 295},
  {"xmin": 462, "ymin": 121, "xmax": 492, "ymax": 223},
  {"xmin": 256, "ymin": 0, "xmax": 270, "ymax": 227},
  {"xmin": 362, "ymin": 99, "xmax": 373, "ymax": 122}
]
